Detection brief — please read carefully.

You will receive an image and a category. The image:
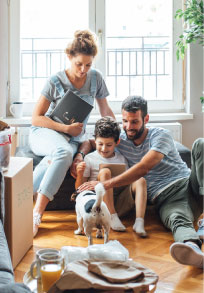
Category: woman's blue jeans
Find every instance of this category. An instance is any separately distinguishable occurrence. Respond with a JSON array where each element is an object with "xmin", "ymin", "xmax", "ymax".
[{"xmin": 29, "ymin": 127, "xmax": 78, "ymax": 200}]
